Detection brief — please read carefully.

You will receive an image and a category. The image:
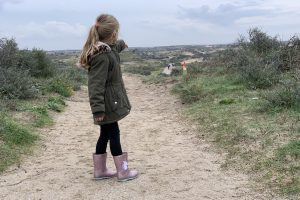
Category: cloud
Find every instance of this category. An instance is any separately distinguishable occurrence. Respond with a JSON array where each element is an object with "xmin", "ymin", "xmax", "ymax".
[
  {"xmin": 235, "ymin": 13, "xmax": 300, "ymax": 28},
  {"xmin": 178, "ymin": 2, "xmax": 276, "ymax": 26},
  {"xmin": 3, "ymin": 21, "xmax": 89, "ymax": 49},
  {"xmin": 15, "ymin": 21, "xmax": 87, "ymax": 39},
  {"xmin": 0, "ymin": 0, "xmax": 22, "ymax": 10},
  {"xmin": 2, "ymin": 0, "xmax": 300, "ymax": 49}
]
